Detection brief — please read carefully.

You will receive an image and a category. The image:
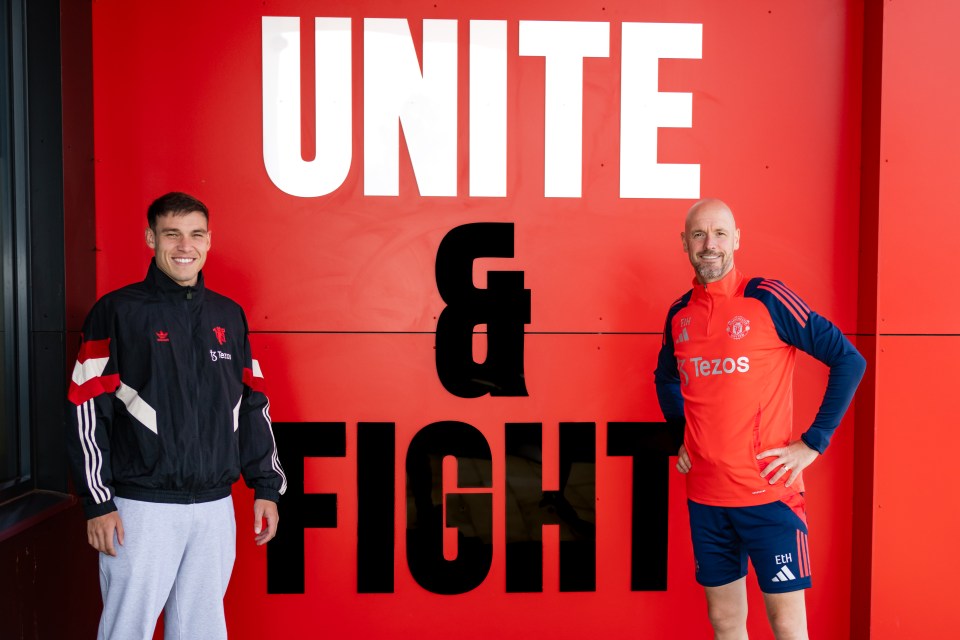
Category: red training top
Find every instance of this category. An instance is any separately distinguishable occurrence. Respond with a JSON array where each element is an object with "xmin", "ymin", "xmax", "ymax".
[{"xmin": 654, "ymin": 268, "xmax": 865, "ymax": 507}]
